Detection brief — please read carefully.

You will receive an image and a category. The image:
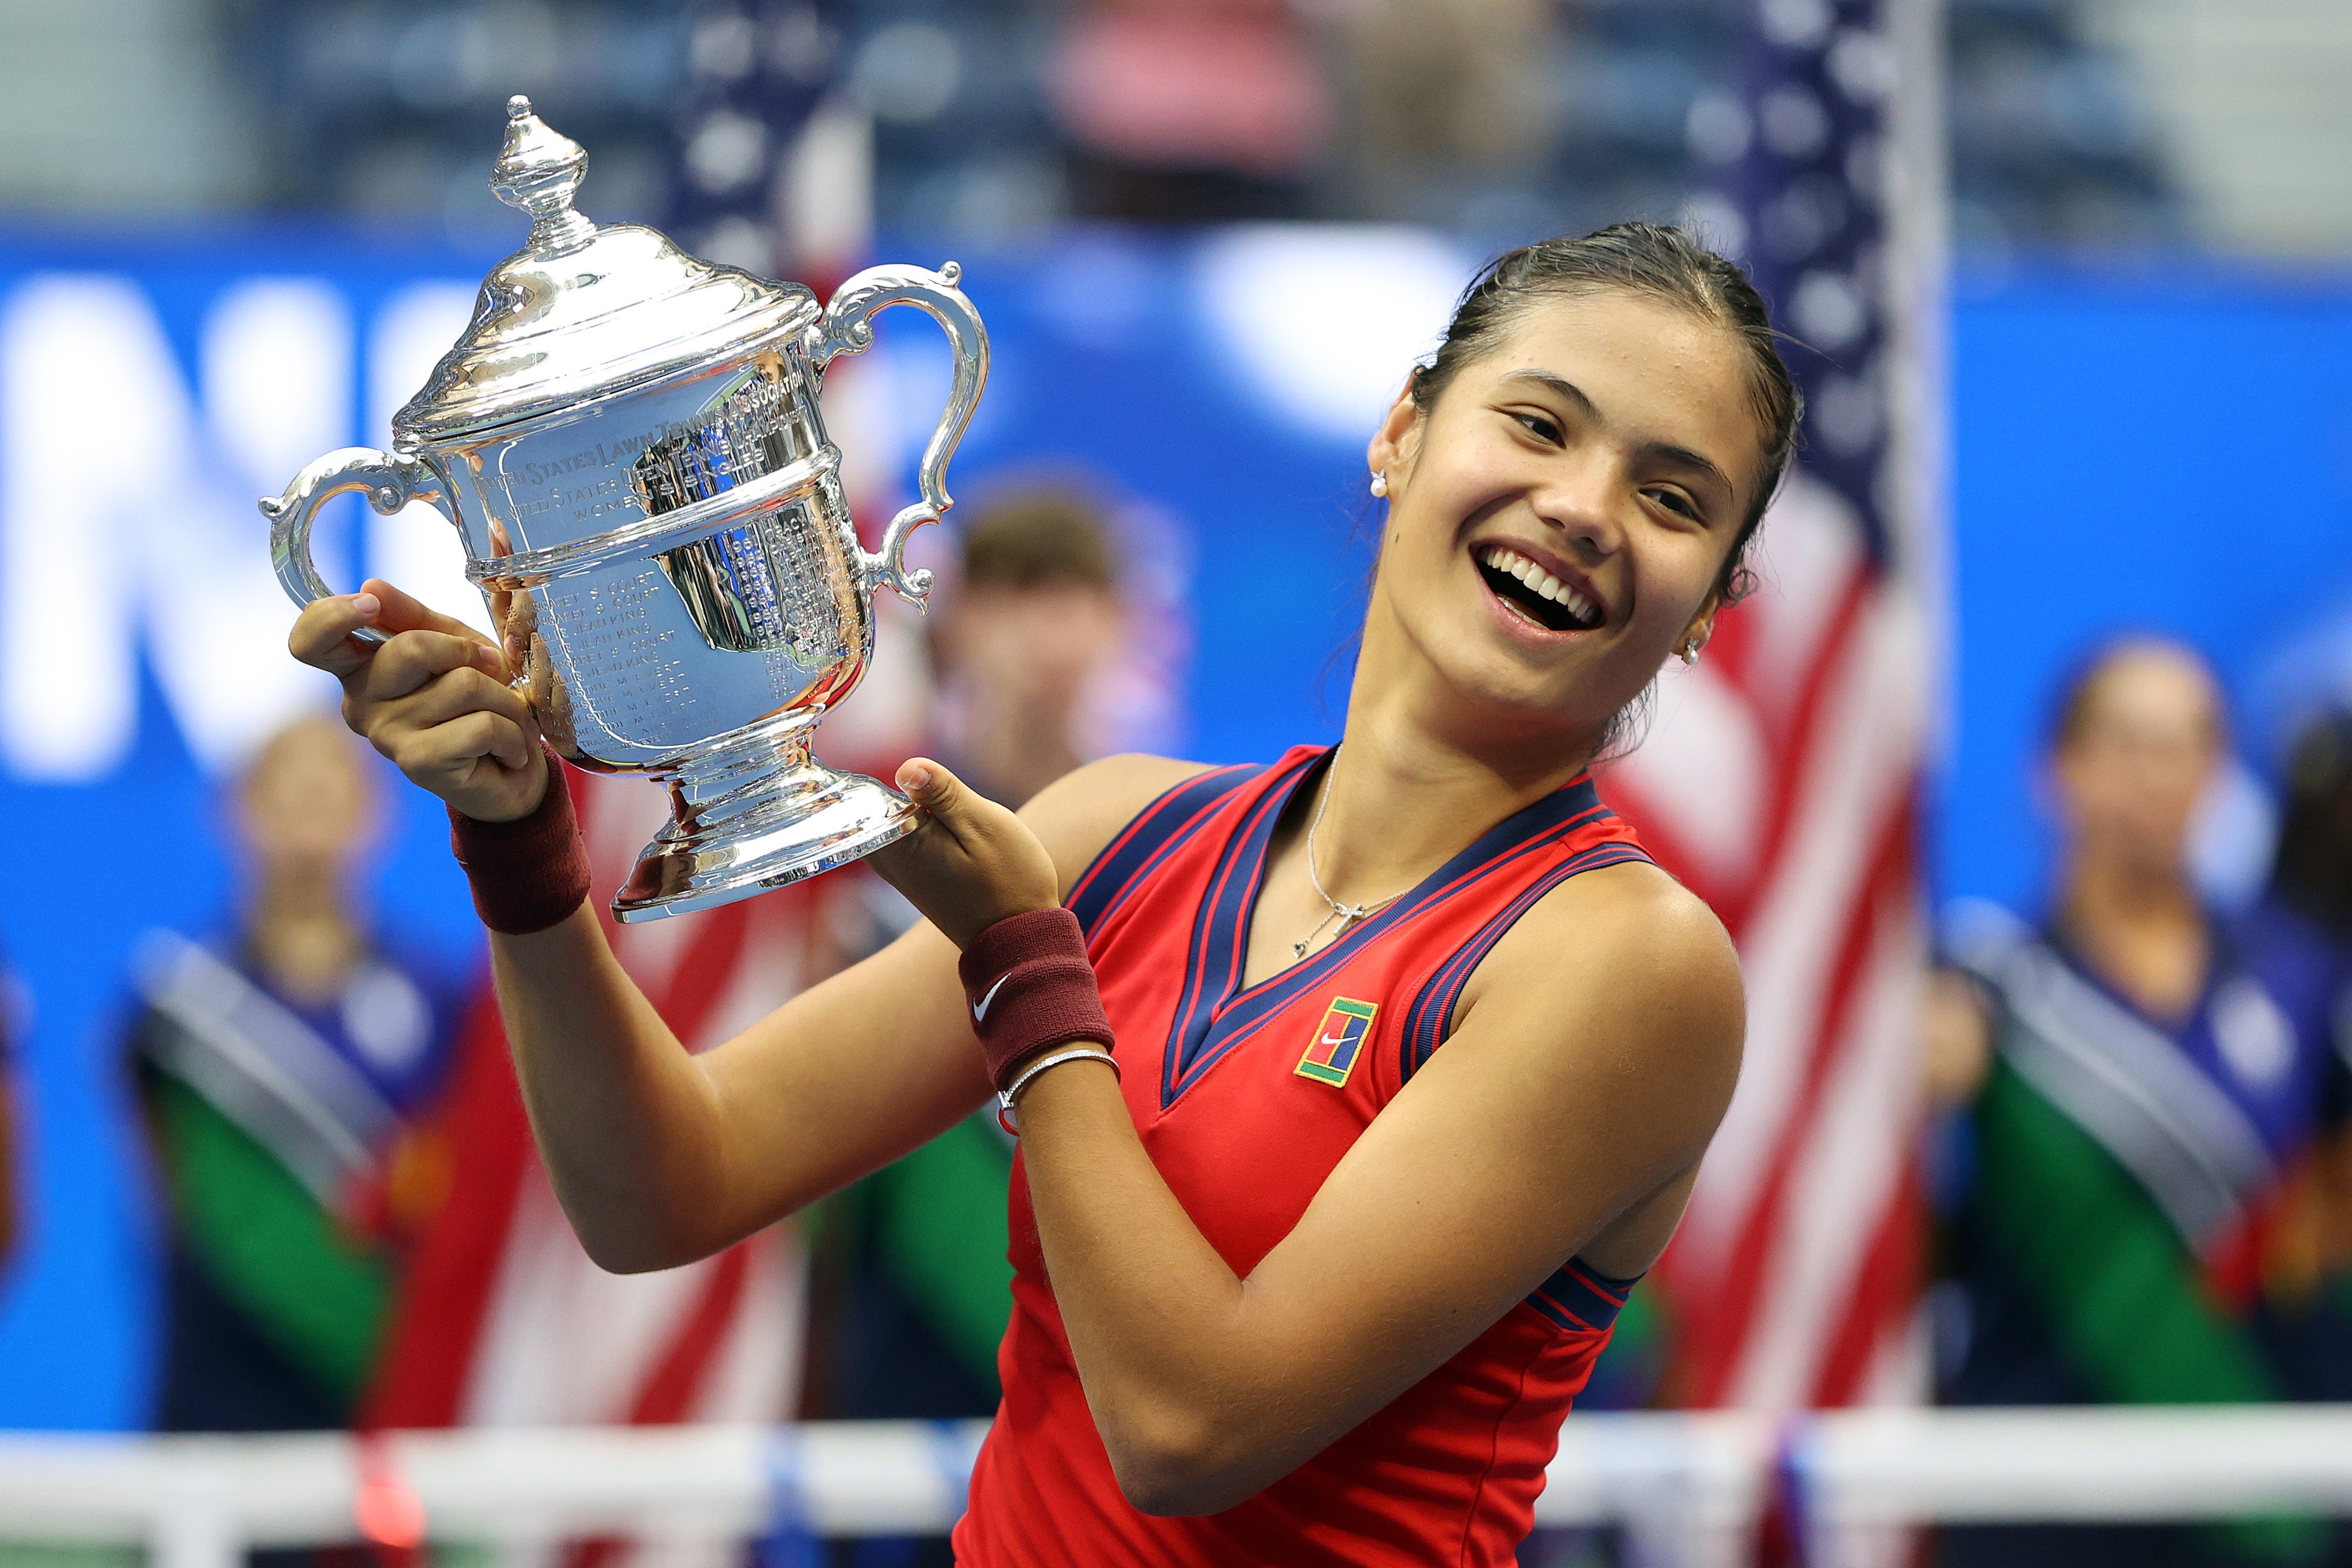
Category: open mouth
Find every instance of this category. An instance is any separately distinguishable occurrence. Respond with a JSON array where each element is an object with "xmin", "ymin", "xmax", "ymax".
[{"xmin": 1475, "ymin": 544, "xmax": 1603, "ymax": 633}]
